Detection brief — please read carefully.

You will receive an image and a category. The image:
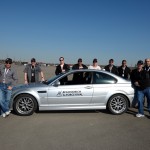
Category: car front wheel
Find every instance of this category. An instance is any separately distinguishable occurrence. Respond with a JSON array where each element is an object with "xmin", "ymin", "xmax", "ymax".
[
  {"xmin": 108, "ymin": 94, "xmax": 128, "ymax": 115},
  {"xmin": 13, "ymin": 94, "xmax": 37, "ymax": 116}
]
